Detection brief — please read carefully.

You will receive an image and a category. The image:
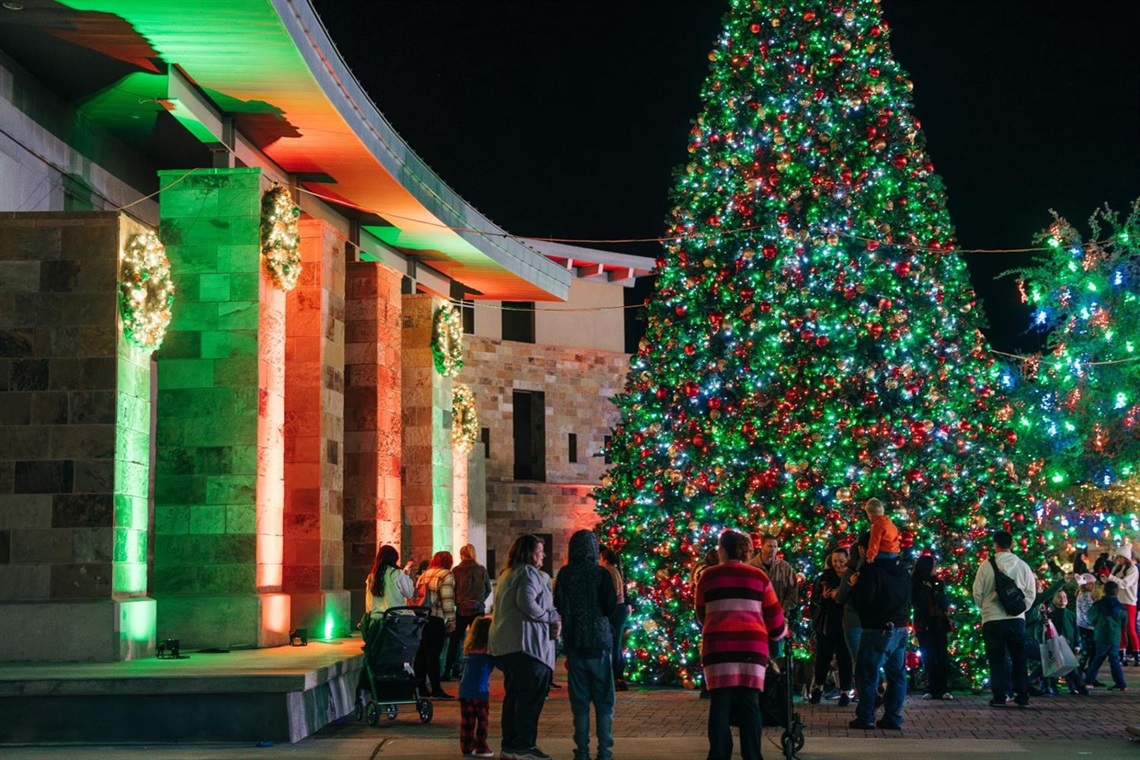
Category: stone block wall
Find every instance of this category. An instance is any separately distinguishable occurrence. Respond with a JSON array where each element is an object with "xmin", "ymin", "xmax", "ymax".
[
  {"xmin": 284, "ymin": 220, "xmax": 345, "ymax": 594},
  {"xmin": 0, "ymin": 211, "xmax": 155, "ymax": 660},
  {"xmin": 459, "ymin": 335, "xmax": 627, "ymax": 573},
  {"xmin": 401, "ymin": 295, "xmax": 453, "ymax": 565},
  {"xmin": 343, "ymin": 261, "xmax": 403, "ymax": 599},
  {"xmin": 153, "ymin": 168, "xmax": 288, "ymax": 648}
]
